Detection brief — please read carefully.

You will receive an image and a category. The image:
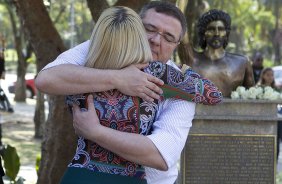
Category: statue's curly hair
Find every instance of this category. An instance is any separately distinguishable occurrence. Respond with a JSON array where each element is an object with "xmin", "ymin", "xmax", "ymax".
[{"xmin": 197, "ymin": 9, "xmax": 231, "ymax": 49}]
